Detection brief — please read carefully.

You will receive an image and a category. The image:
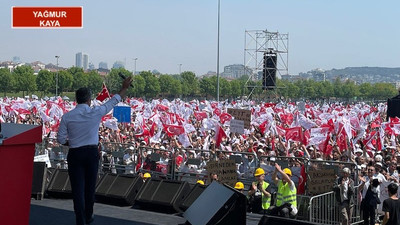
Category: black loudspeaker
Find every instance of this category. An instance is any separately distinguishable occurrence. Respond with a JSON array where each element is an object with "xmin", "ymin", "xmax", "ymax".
[
  {"xmin": 32, "ymin": 162, "xmax": 47, "ymax": 200},
  {"xmin": 135, "ymin": 179, "xmax": 191, "ymax": 213},
  {"xmin": 179, "ymin": 183, "xmax": 207, "ymax": 211},
  {"xmin": 387, "ymin": 97, "xmax": 400, "ymax": 121},
  {"xmin": 263, "ymin": 53, "xmax": 277, "ymax": 90},
  {"xmin": 46, "ymin": 169, "xmax": 72, "ymax": 198},
  {"xmin": 95, "ymin": 173, "xmax": 142, "ymax": 206},
  {"xmin": 258, "ymin": 215, "xmax": 320, "ymax": 225},
  {"xmin": 183, "ymin": 182, "xmax": 246, "ymax": 225}
]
